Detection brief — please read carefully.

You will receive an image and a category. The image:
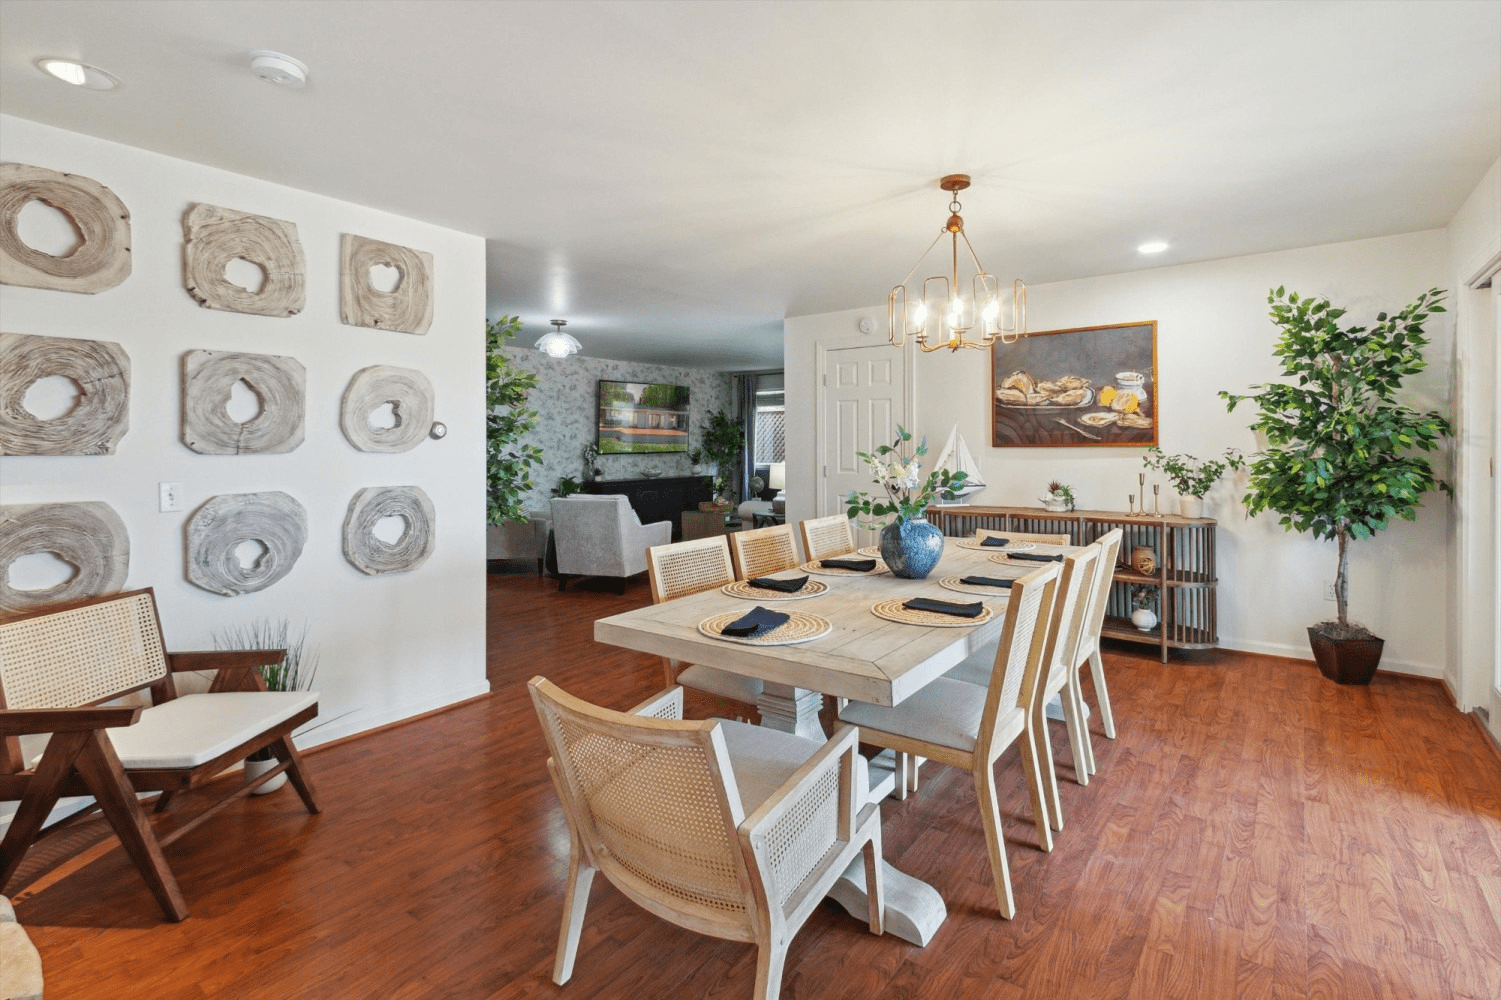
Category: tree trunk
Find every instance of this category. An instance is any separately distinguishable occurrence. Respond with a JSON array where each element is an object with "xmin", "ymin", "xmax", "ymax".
[{"xmin": 1335, "ymin": 528, "xmax": 1349, "ymax": 627}]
